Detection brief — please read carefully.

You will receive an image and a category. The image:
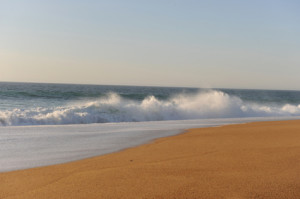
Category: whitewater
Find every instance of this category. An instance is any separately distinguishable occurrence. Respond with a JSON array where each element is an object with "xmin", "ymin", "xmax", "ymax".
[
  {"xmin": 1, "ymin": 82, "xmax": 300, "ymax": 171},
  {"xmin": 1, "ymin": 90, "xmax": 300, "ymax": 126}
]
